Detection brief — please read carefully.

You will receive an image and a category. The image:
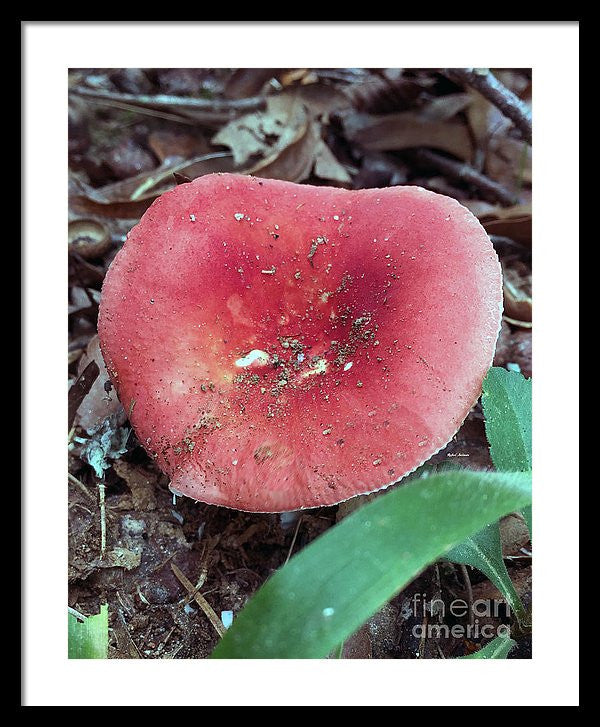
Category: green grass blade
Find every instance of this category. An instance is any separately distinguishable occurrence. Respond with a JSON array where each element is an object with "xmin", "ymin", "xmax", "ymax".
[
  {"xmin": 211, "ymin": 470, "xmax": 531, "ymax": 659},
  {"xmin": 462, "ymin": 634, "xmax": 516, "ymax": 659},
  {"xmin": 68, "ymin": 604, "xmax": 108, "ymax": 659}
]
